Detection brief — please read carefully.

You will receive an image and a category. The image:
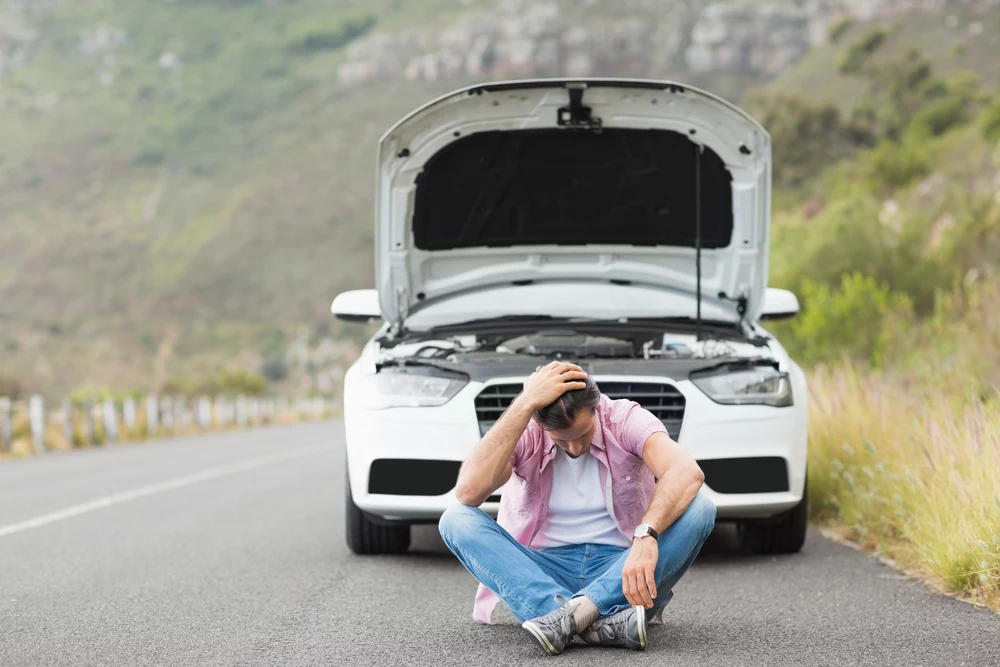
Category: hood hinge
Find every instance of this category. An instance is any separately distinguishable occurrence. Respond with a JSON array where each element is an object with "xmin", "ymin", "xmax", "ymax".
[{"xmin": 718, "ymin": 289, "xmax": 749, "ymax": 325}]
